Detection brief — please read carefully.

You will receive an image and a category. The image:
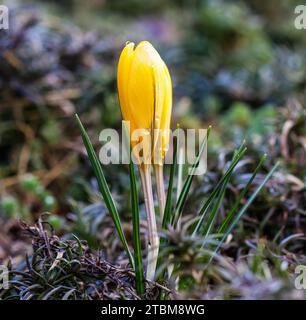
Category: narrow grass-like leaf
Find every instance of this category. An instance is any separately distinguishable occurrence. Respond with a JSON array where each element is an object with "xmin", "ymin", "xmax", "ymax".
[
  {"xmin": 72, "ymin": 234, "xmax": 84, "ymax": 255},
  {"xmin": 75, "ymin": 114, "xmax": 134, "ymax": 267},
  {"xmin": 129, "ymin": 159, "xmax": 145, "ymax": 296},
  {"xmin": 162, "ymin": 136, "xmax": 178, "ymax": 229},
  {"xmin": 192, "ymin": 146, "xmax": 247, "ymax": 236},
  {"xmin": 209, "ymin": 162, "xmax": 279, "ymax": 262},
  {"xmin": 62, "ymin": 288, "xmax": 76, "ymax": 300},
  {"xmin": 218, "ymin": 153, "xmax": 267, "ymax": 234},
  {"xmin": 201, "ymin": 170, "xmax": 232, "ymax": 237},
  {"xmin": 172, "ymin": 126, "xmax": 211, "ymax": 227},
  {"xmin": 200, "ymin": 143, "xmax": 248, "ymax": 237},
  {"xmin": 158, "ymin": 136, "xmax": 179, "ymax": 298}
]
